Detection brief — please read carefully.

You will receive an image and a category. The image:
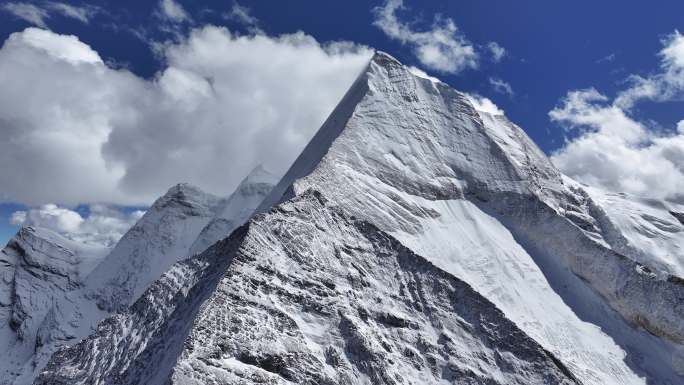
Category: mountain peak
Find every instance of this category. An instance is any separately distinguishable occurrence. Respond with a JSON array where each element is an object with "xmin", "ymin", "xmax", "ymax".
[
  {"xmin": 260, "ymin": 50, "xmax": 562, "ymax": 212},
  {"xmin": 370, "ymin": 50, "xmax": 402, "ymax": 67},
  {"xmin": 241, "ymin": 164, "xmax": 278, "ymax": 186}
]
